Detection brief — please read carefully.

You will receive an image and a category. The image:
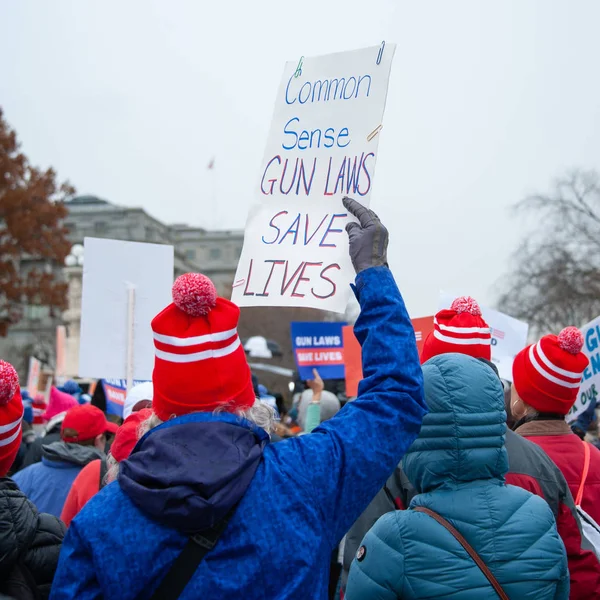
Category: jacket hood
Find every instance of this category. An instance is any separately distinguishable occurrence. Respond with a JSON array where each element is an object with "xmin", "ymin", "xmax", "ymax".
[
  {"xmin": 119, "ymin": 412, "xmax": 269, "ymax": 535},
  {"xmin": 404, "ymin": 353, "xmax": 508, "ymax": 494},
  {"xmin": 41, "ymin": 441, "xmax": 104, "ymax": 467}
]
